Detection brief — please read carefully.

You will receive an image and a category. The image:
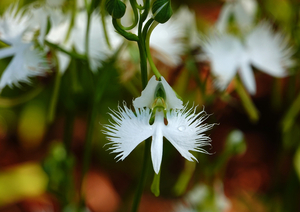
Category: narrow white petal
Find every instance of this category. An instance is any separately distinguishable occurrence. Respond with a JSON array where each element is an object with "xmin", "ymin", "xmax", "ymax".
[
  {"xmin": 215, "ymin": 3, "xmax": 234, "ymax": 32},
  {"xmin": 133, "ymin": 76, "xmax": 183, "ymax": 110},
  {"xmin": 246, "ymin": 22, "xmax": 293, "ymax": 77},
  {"xmin": 56, "ymin": 51, "xmax": 71, "ymax": 74},
  {"xmin": 202, "ymin": 34, "xmax": 242, "ymax": 90},
  {"xmin": 234, "ymin": 0, "xmax": 257, "ymax": 31},
  {"xmin": 163, "ymin": 106, "xmax": 214, "ymax": 162},
  {"xmin": 0, "ymin": 46, "xmax": 17, "ymax": 59},
  {"xmin": 133, "ymin": 75, "xmax": 157, "ymax": 108},
  {"xmin": 160, "ymin": 77, "xmax": 183, "ymax": 109},
  {"xmin": 103, "ymin": 104, "xmax": 154, "ymax": 161},
  {"xmin": 151, "ymin": 110, "xmax": 165, "ymax": 174},
  {"xmin": 239, "ymin": 60, "xmax": 256, "ymax": 94}
]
